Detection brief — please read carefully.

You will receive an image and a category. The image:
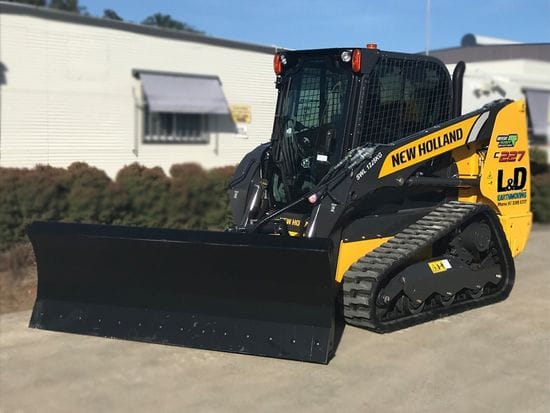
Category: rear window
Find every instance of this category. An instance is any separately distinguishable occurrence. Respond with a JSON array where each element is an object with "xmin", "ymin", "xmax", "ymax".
[{"xmin": 359, "ymin": 56, "xmax": 452, "ymax": 145}]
